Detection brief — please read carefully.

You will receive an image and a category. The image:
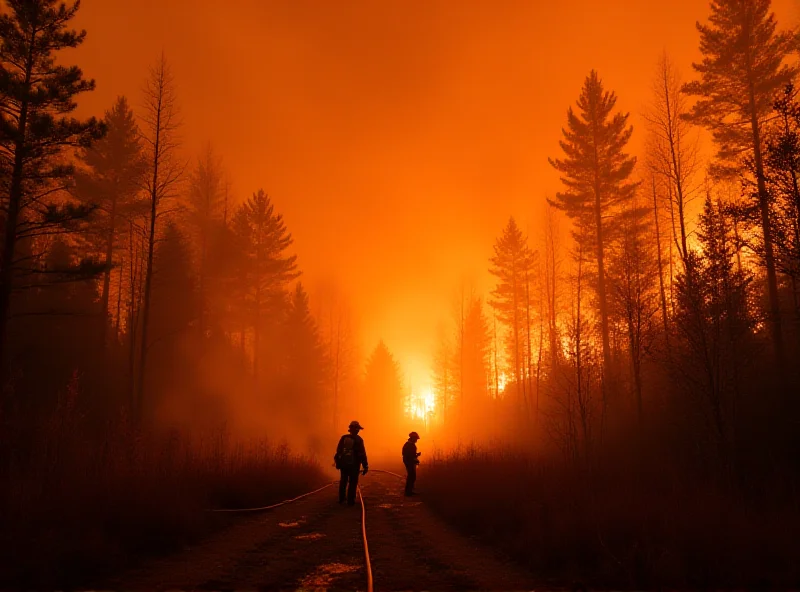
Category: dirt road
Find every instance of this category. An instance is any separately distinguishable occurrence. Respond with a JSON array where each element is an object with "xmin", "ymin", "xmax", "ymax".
[{"xmin": 103, "ymin": 471, "xmax": 550, "ymax": 591}]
